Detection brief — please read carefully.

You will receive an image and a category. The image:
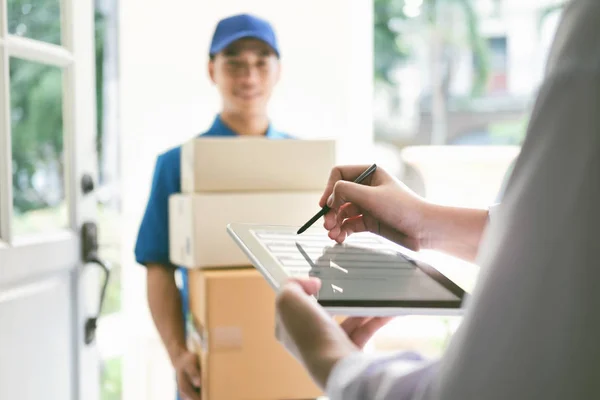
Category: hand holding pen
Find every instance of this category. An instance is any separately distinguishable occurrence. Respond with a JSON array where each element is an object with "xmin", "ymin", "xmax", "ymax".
[
  {"xmin": 298, "ymin": 164, "xmax": 425, "ymax": 251},
  {"xmin": 297, "ymin": 164, "xmax": 377, "ymax": 234}
]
